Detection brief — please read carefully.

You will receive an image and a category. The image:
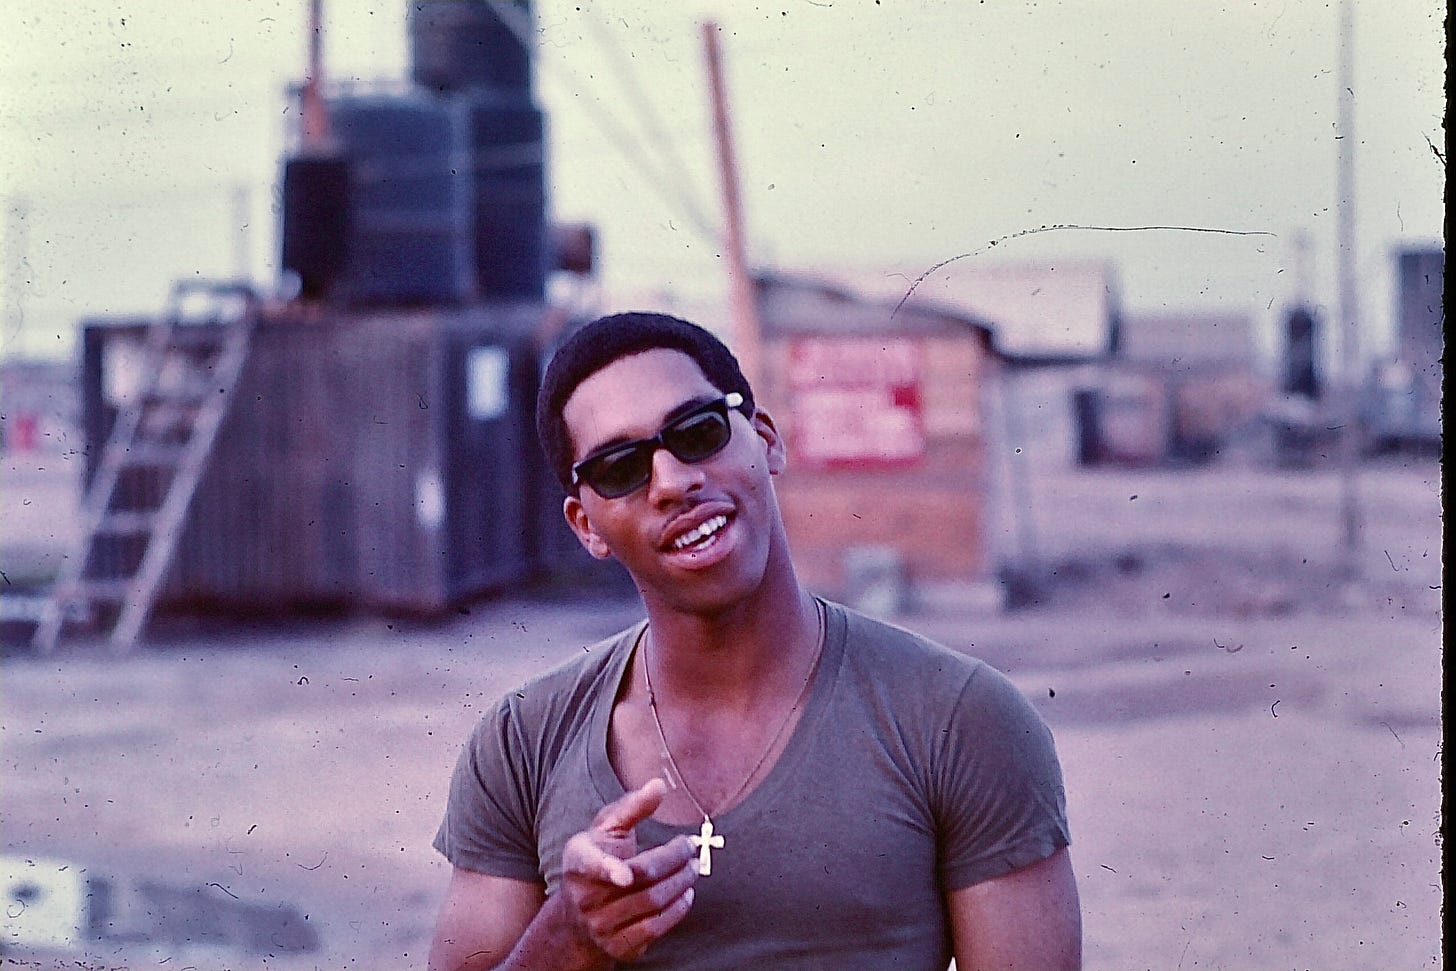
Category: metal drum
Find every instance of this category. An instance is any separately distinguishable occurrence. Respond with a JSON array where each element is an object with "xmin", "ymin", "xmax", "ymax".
[
  {"xmin": 459, "ymin": 91, "xmax": 548, "ymax": 301},
  {"xmin": 408, "ymin": 0, "xmax": 533, "ymax": 95},
  {"xmin": 330, "ymin": 93, "xmax": 472, "ymax": 307}
]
